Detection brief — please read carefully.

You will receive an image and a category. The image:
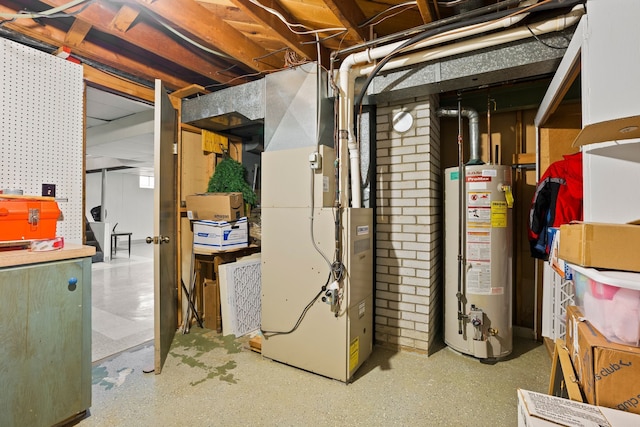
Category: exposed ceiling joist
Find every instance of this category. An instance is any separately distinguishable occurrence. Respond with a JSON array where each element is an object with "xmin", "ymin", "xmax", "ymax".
[
  {"xmin": 132, "ymin": 0, "xmax": 283, "ymax": 72},
  {"xmin": 0, "ymin": 6, "xmax": 193, "ymax": 90},
  {"xmin": 83, "ymin": 64, "xmax": 155, "ymax": 103},
  {"xmin": 0, "ymin": 0, "xmax": 543, "ymax": 97},
  {"xmin": 416, "ymin": 0, "xmax": 434, "ymax": 24},
  {"xmin": 110, "ymin": 4, "xmax": 140, "ymax": 33},
  {"xmin": 39, "ymin": 0, "xmax": 245, "ymax": 87},
  {"xmin": 64, "ymin": 16, "xmax": 91, "ymax": 46},
  {"xmin": 323, "ymin": 0, "xmax": 367, "ymax": 43},
  {"xmin": 230, "ymin": 0, "xmax": 330, "ymax": 66}
]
